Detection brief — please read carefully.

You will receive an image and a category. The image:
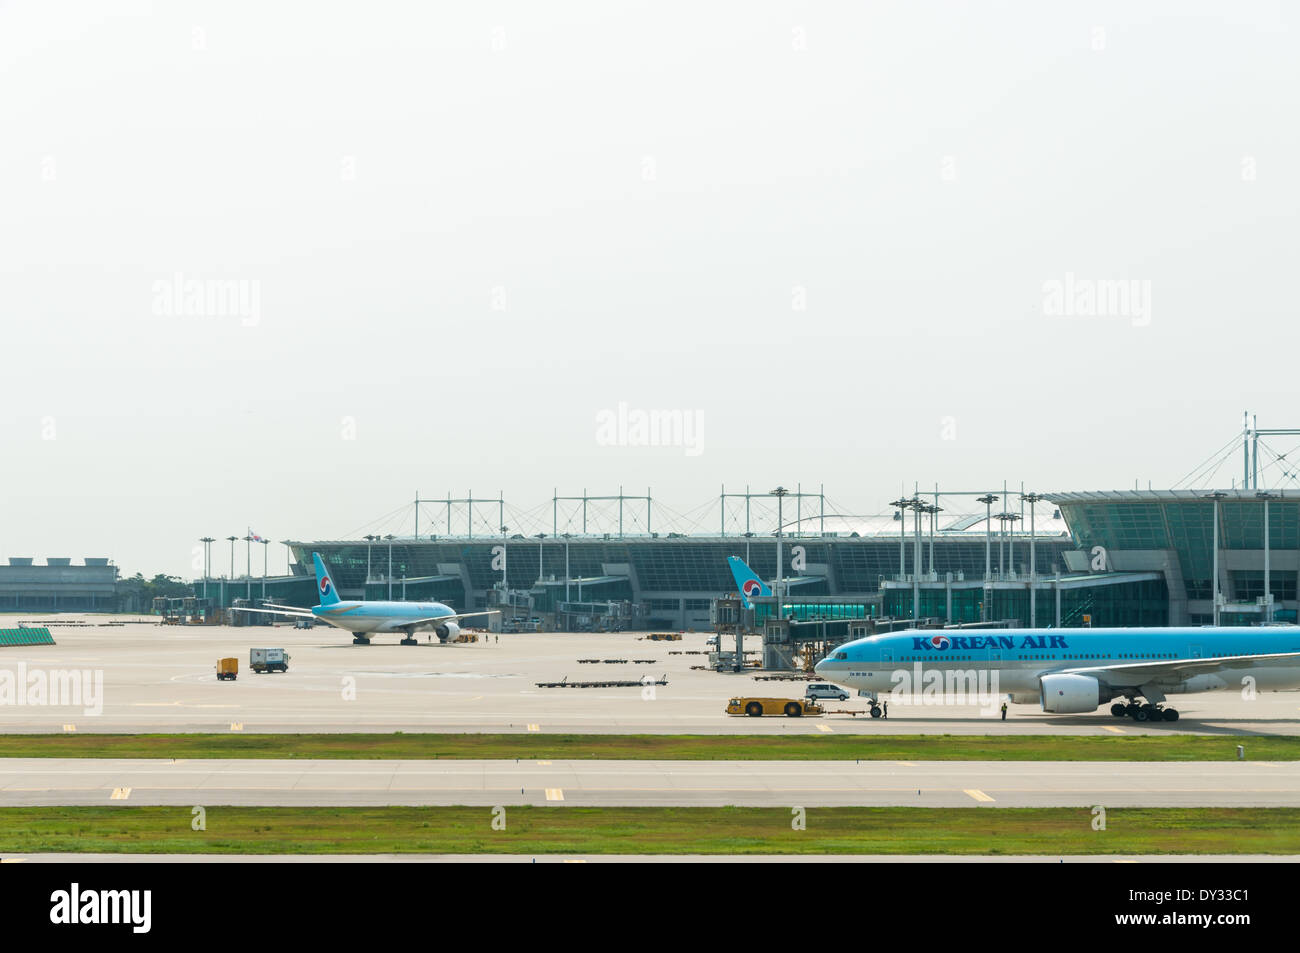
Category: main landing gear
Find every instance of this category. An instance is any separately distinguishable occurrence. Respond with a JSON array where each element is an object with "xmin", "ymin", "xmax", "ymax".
[
  {"xmin": 1110, "ymin": 701, "xmax": 1179, "ymax": 722},
  {"xmin": 352, "ymin": 633, "xmax": 371, "ymax": 645}
]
